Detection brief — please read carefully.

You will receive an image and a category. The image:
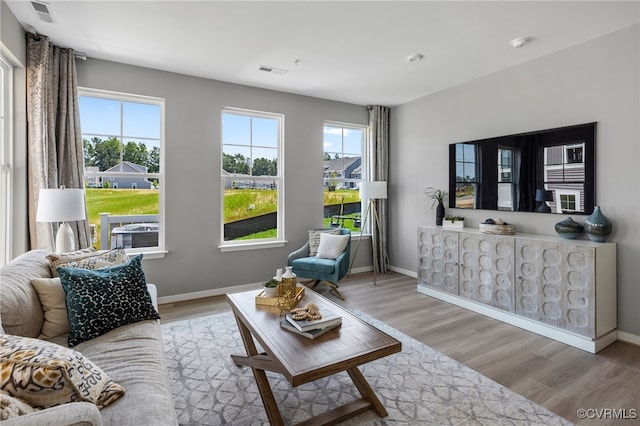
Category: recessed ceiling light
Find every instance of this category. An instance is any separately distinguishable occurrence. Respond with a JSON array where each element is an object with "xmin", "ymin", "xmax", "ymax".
[
  {"xmin": 510, "ymin": 37, "xmax": 529, "ymax": 49},
  {"xmin": 406, "ymin": 54, "xmax": 424, "ymax": 63}
]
